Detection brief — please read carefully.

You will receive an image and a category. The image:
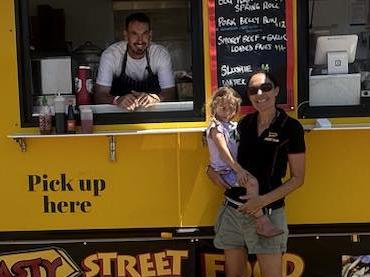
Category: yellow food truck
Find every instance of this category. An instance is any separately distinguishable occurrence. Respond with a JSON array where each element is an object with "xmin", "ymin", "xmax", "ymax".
[{"xmin": 2, "ymin": 0, "xmax": 370, "ymax": 276}]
